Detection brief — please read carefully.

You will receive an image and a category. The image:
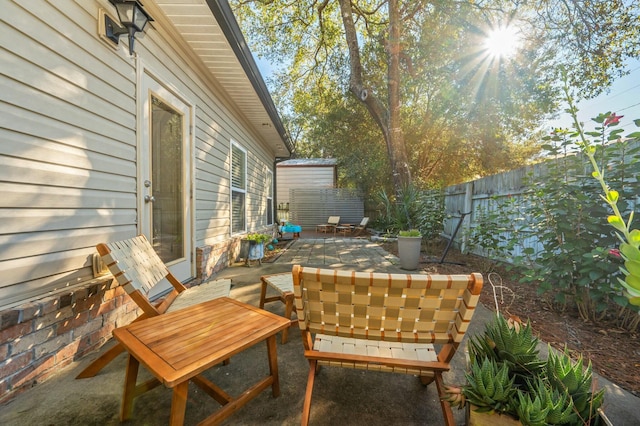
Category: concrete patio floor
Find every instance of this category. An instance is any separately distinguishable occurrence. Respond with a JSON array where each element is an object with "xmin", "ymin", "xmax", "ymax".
[{"xmin": 1, "ymin": 236, "xmax": 638, "ymax": 425}]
